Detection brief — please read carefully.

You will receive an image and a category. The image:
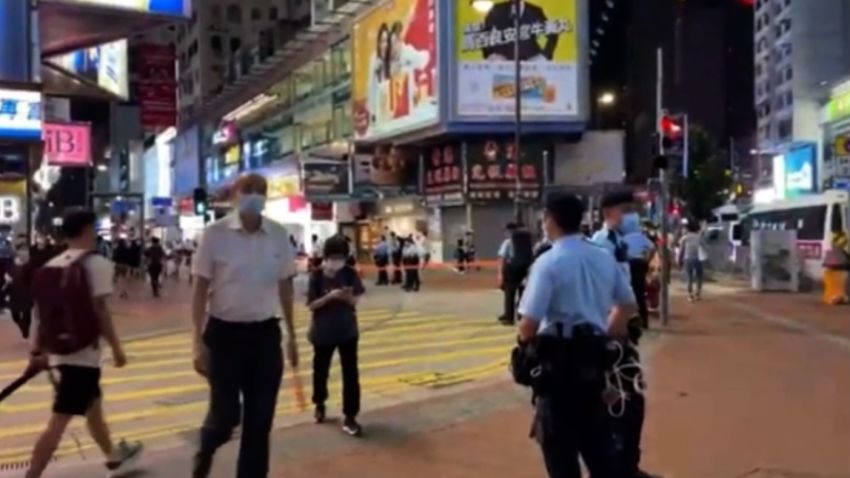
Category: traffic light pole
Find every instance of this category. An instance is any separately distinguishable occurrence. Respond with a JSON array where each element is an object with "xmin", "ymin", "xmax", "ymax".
[{"xmin": 657, "ymin": 47, "xmax": 671, "ymax": 327}]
